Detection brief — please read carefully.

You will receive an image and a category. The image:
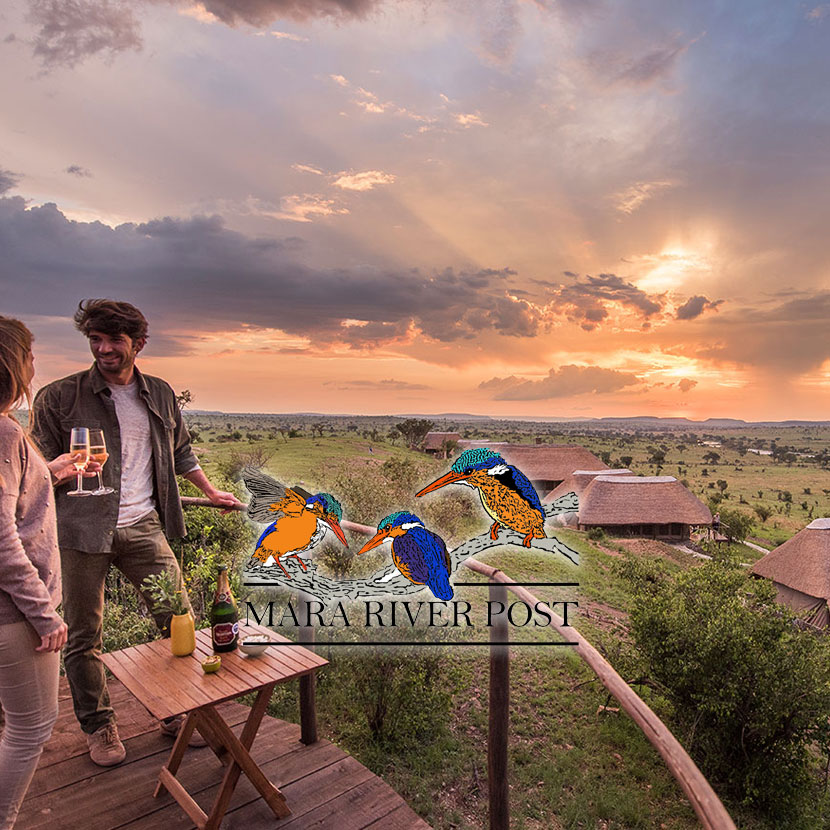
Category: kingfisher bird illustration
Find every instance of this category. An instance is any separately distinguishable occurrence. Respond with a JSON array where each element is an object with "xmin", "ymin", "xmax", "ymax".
[
  {"xmin": 357, "ymin": 511, "xmax": 454, "ymax": 601},
  {"xmin": 242, "ymin": 467, "xmax": 348, "ymax": 579},
  {"xmin": 416, "ymin": 447, "xmax": 545, "ymax": 548}
]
